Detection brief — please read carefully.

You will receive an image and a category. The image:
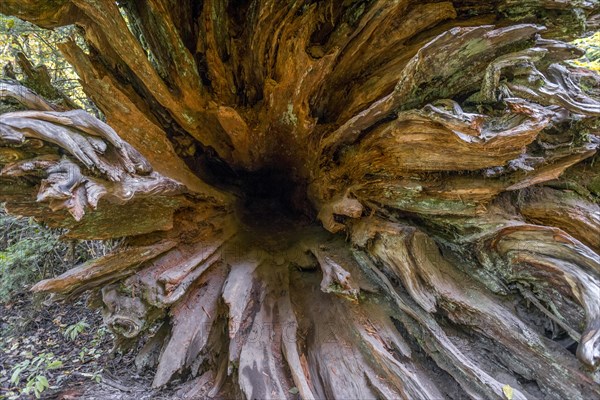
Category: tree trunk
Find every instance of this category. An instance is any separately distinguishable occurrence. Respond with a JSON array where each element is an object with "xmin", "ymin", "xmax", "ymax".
[{"xmin": 1, "ymin": 1, "xmax": 600, "ymax": 398}]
